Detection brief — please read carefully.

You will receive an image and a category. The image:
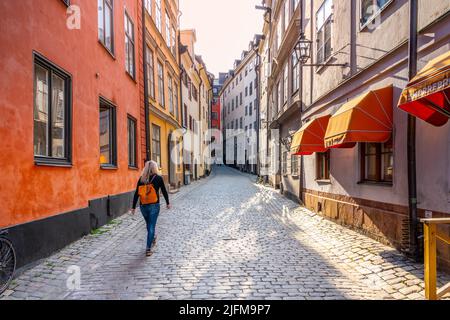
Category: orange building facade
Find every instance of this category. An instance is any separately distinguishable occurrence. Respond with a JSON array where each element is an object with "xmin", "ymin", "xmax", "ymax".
[{"xmin": 0, "ymin": 0, "xmax": 143, "ymax": 267}]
